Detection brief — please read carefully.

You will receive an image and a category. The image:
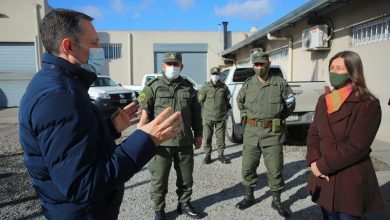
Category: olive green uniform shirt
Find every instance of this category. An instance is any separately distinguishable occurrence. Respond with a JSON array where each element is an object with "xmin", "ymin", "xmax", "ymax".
[
  {"xmin": 236, "ymin": 75, "xmax": 295, "ymax": 146},
  {"xmin": 138, "ymin": 75, "xmax": 202, "ymax": 147},
  {"xmin": 198, "ymin": 81, "xmax": 231, "ymax": 121}
]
